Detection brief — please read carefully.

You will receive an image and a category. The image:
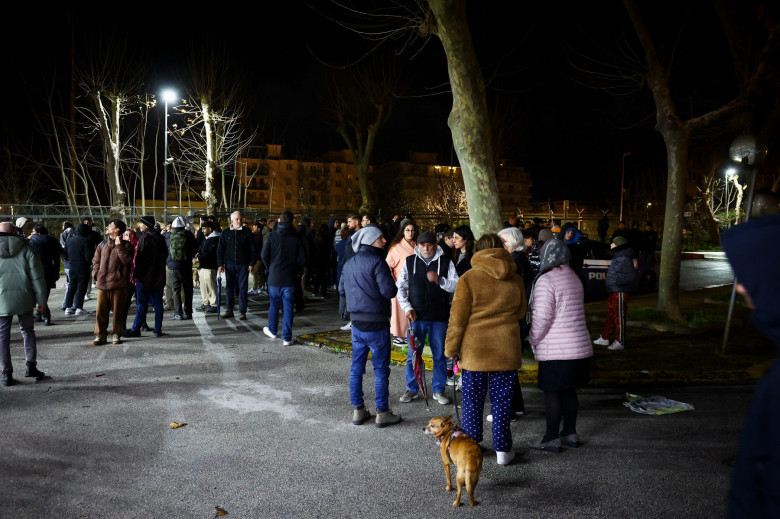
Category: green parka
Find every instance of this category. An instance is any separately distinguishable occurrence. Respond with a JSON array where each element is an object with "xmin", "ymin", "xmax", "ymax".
[{"xmin": 0, "ymin": 232, "xmax": 48, "ymax": 316}]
